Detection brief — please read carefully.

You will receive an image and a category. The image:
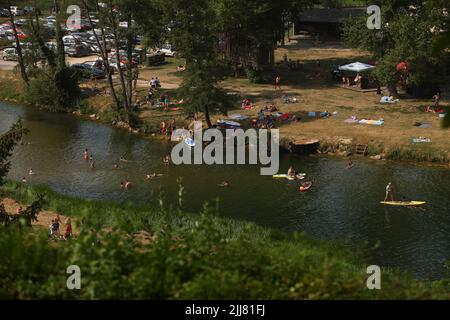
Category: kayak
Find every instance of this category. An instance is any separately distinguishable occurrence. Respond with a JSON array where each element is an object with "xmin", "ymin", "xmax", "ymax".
[
  {"xmin": 380, "ymin": 201, "xmax": 426, "ymax": 206},
  {"xmin": 273, "ymin": 174, "xmax": 306, "ymax": 180},
  {"xmin": 299, "ymin": 181, "xmax": 313, "ymax": 192},
  {"xmin": 217, "ymin": 120, "xmax": 241, "ymax": 127}
]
